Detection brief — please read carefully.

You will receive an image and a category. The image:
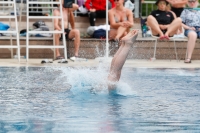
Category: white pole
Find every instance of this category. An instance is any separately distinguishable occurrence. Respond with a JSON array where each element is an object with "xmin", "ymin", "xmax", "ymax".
[
  {"xmin": 106, "ymin": 0, "xmax": 109, "ymax": 58},
  {"xmin": 134, "ymin": 0, "xmax": 139, "ymax": 18}
]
